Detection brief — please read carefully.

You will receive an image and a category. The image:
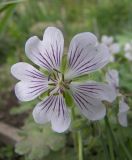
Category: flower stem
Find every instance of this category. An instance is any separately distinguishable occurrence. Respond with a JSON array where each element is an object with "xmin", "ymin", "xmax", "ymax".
[
  {"xmin": 105, "ymin": 116, "xmax": 115, "ymax": 160},
  {"xmin": 71, "ymin": 107, "xmax": 83, "ymax": 160},
  {"xmin": 105, "ymin": 115, "xmax": 122, "ymax": 160},
  {"xmin": 71, "ymin": 107, "xmax": 78, "ymax": 153},
  {"xmin": 98, "ymin": 122, "xmax": 110, "ymax": 160},
  {"xmin": 77, "ymin": 131, "xmax": 83, "ymax": 160},
  {"xmin": 119, "ymin": 139, "xmax": 132, "ymax": 160}
]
